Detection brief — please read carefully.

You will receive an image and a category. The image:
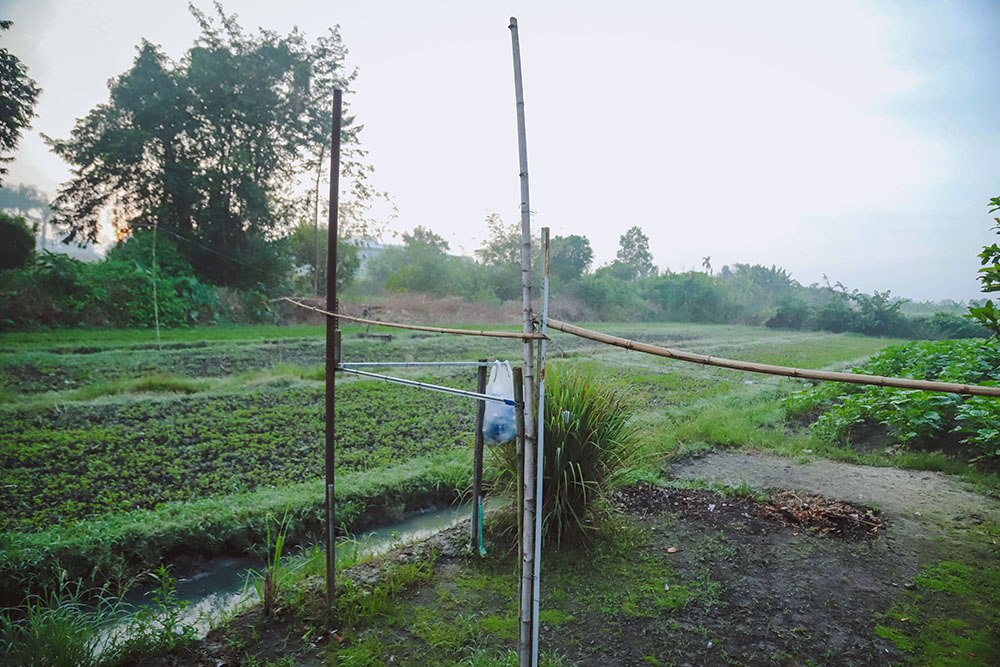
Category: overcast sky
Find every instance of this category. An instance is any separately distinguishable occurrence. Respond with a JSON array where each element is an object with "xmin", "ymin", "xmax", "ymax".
[{"xmin": 2, "ymin": 0, "xmax": 998, "ymax": 301}]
